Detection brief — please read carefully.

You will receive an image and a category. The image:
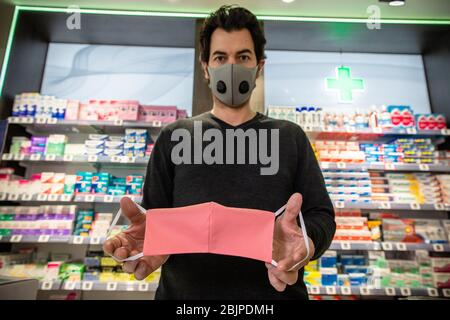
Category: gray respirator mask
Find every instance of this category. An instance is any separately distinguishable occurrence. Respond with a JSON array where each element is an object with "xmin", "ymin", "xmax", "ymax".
[{"xmin": 208, "ymin": 64, "xmax": 258, "ymax": 107}]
